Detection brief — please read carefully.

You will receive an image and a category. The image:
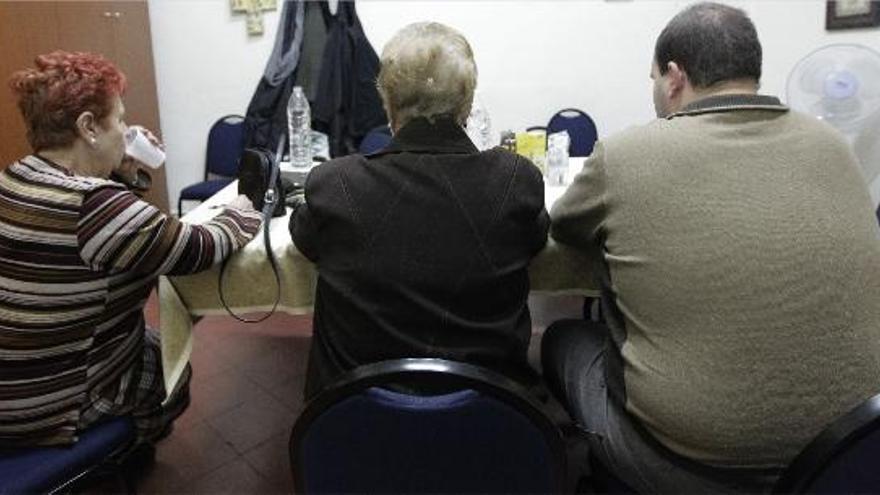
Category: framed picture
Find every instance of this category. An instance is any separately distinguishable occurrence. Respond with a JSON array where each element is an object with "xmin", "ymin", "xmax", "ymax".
[
  {"xmin": 246, "ymin": 9, "xmax": 264, "ymax": 36},
  {"xmin": 231, "ymin": 0, "xmax": 248, "ymax": 13},
  {"xmin": 826, "ymin": 0, "xmax": 880, "ymax": 30}
]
